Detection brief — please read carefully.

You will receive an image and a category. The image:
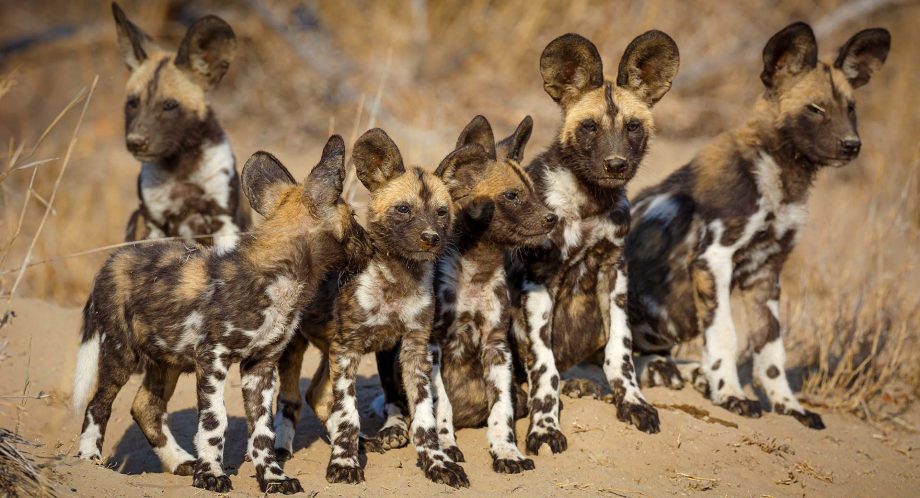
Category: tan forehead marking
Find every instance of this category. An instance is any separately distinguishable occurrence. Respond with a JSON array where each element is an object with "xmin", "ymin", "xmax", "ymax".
[
  {"xmin": 124, "ymin": 53, "xmax": 208, "ymax": 118},
  {"xmin": 472, "ymin": 160, "xmax": 531, "ymax": 197},
  {"xmin": 781, "ymin": 64, "xmax": 854, "ymax": 111},
  {"xmin": 370, "ymin": 168, "xmax": 451, "ymax": 214},
  {"xmin": 561, "ymin": 81, "xmax": 655, "ymax": 142}
]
